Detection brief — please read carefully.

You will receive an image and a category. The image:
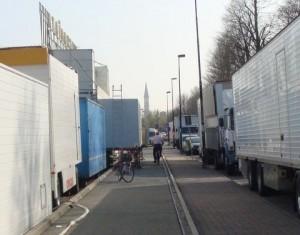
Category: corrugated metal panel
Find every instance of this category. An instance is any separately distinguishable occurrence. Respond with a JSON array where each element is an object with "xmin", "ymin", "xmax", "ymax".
[
  {"xmin": 233, "ymin": 16, "xmax": 300, "ymax": 165},
  {"xmin": 0, "ymin": 64, "xmax": 51, "ymax": 235},
  {"xmin": 99, "ymin": 99, "xmax": 142, "ymax": 148},
  {"xmin": 0, "ymin": 46, "xmax": 48, "ymax": 65},
  {"xmin": 78, "ymin": 98, "xmax": 106, "ymax": 179}
]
